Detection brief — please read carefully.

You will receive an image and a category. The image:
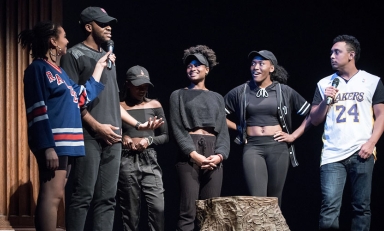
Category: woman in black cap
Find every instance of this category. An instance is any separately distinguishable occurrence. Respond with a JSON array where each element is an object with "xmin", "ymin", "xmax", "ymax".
[
  {"xmin": 169, "ymin": 45, "xmax": 230, "ymax": 230},
  {"xmin": 118, "ymin": 65, "xmax": 168, "ymax": 231},
  {"xmin": 224, "ymin": 50, "xmax": 312, "ymax": 206}
]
